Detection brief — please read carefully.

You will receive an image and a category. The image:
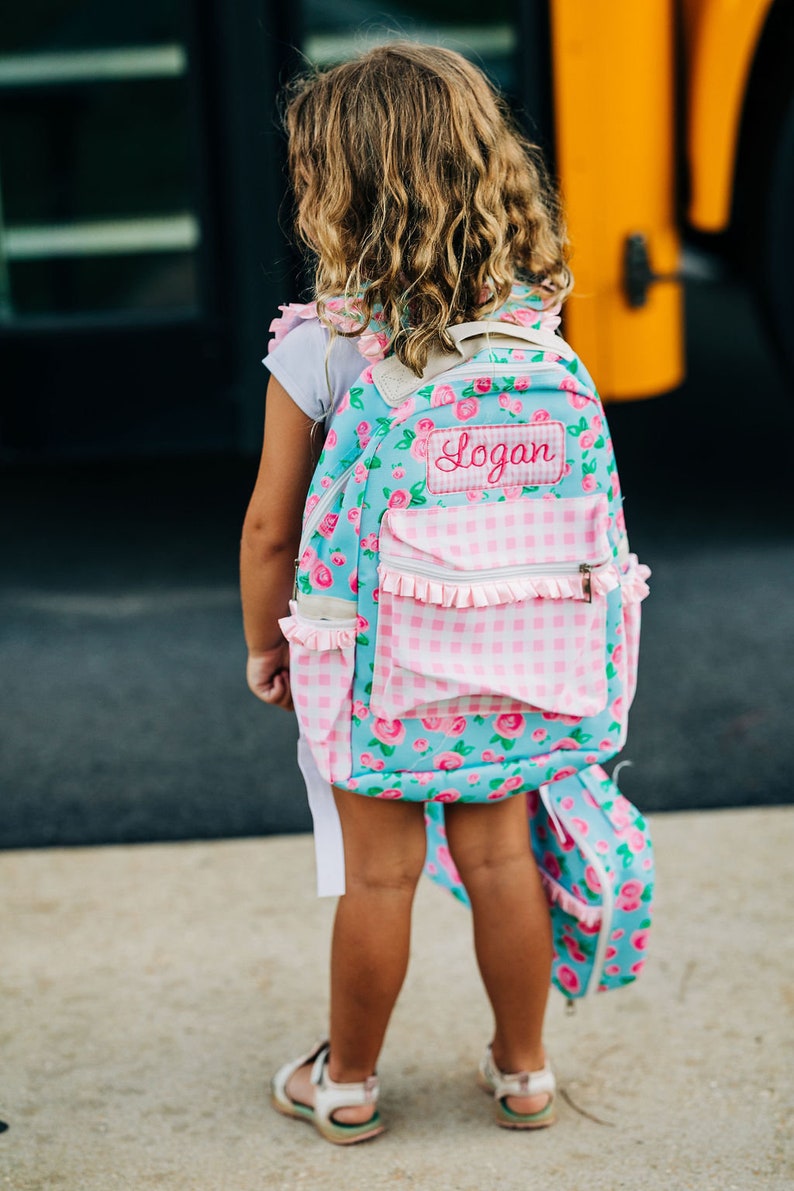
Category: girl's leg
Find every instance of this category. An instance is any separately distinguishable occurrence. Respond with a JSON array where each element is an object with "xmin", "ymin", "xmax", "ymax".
[
  {"xmin": 444, "ymin": 793, "xmax": 553, "ymax": 1115},
  {"xmin": 287, "ymin": 788, "xmax": 427, "ymax": 1124}
]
